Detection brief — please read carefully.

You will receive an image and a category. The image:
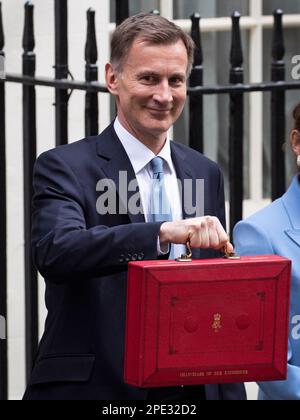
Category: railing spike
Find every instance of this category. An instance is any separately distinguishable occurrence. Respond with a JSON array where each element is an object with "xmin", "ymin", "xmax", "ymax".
[
  {"xmin": 0, "ymin": 2, "xmax": 4, "ymax": 52},
  {"xmin": 85, "ymin": 8, "xmax": 98, "ymax": 66},
  {"xmin": 230, "ymin": 11, "xmax": 243, "ymax": 75},
  {"xmin": 22, "ymin": 1, "xmax": 35, "ymax": 54},
  {"xmin": 272, "ymin": 9, "xmax": 285, "ymax": 63},
  {"xmin": 189, "ymin": 13, "xmax": 203, "ymax": 153},
  {"xmin": 190, "ymin": 13, "xmax": 203, "ymax": 69},
  {"xmin": 85, "ymin": 7, "xmax": 98, "ymax": 136}
]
